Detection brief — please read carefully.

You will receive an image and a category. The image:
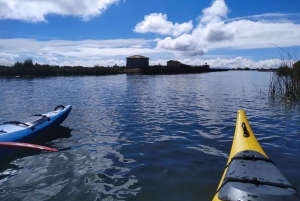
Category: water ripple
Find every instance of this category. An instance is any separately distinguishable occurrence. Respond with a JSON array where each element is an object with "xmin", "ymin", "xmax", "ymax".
[
  {"xmin": 188, "ymin": 144, "xmax": 228, "ymax": 158},
  {"xmin": 0, "ymin": 72, "xmax": 300, "ymax": 201}
]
